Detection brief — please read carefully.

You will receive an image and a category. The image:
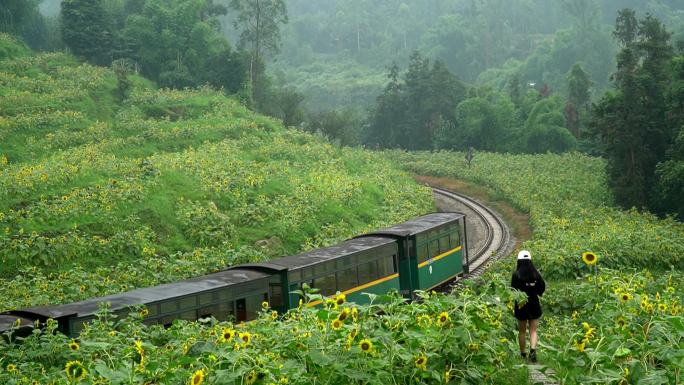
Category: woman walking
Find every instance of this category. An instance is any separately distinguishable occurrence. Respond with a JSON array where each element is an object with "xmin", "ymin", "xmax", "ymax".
[{"xmin": 511, "ymin": 250, "xmax": 545, "ymax": 362}]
